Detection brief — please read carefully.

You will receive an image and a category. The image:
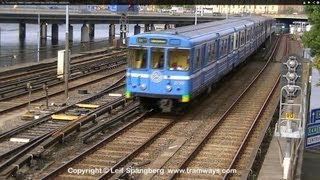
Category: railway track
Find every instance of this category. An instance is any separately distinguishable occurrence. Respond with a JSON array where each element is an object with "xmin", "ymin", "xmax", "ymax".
[
  {"xmin": 103, "ymin": 34, "xmax": 279, "ymax": 179},
  {"xmin": 170, "ymin": 68, "xmax": 279, "ymax": 179},
  {"xmin": 38, "ymin": 36, "xmax": 282, "ymax": 179},
  {"xmin": 0, "ymin": 54, "xmax": 126, "ymax": 115},
  {"xmin": 41, "ymin": 113, "xmax": 177, "ymax": 179},
  {"xmin": 0, "ymin": 34, "xmax": 284, "ymax": 179},
  {"xmin": 0, "ymin": 47, "xmax": 125, "ymax": 82},
  {"xmin": 0, "ymin": 77, "xmax": 137, "ymax": 177},
  {"xmin": 0, "ymin": 49, "xmax": 127, "ymax": 101},
  {"xmin": 164, "ymin": 36, "xmax": 285, "ymax": 180},
  {"xmin": 228, "ymin": 34, "xmax": 292, "ymax": 179}
]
